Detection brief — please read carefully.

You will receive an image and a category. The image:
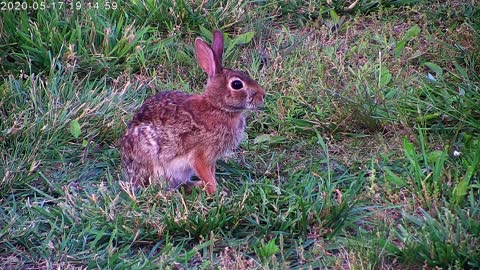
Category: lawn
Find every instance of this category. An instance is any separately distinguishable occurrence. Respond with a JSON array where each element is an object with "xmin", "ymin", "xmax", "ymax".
[{"xmin": 1, "ymin": 0, "xmax": 479, "ymax": 269}]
